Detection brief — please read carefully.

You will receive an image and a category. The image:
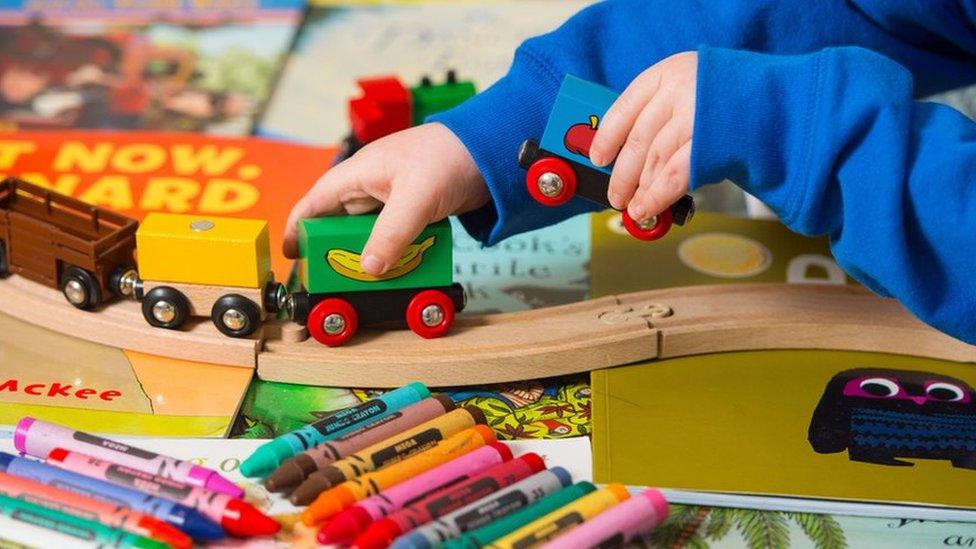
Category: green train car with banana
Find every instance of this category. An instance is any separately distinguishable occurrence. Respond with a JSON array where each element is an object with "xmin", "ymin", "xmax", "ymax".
[{"xmin": 291, "ymin": 214, "xmax": 465, "ymax": 346}]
